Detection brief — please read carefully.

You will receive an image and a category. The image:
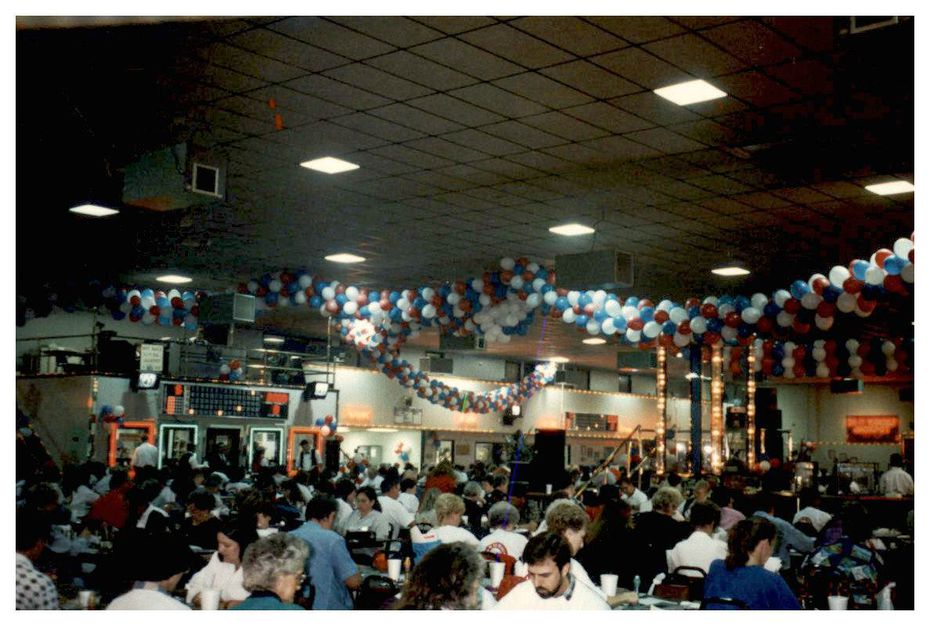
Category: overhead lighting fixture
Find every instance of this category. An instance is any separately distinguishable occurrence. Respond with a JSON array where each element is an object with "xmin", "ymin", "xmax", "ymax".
[
  {"xmin": 582, "ymin": 338, "xmax": 607, "ymax": 345},
  {"xmin": 711, "ymin": 266, "xmax": 750, "ymax": 277},
  {"xmin": 549, "ymin": 357, "xmax": 570, "ymax": 364},
  {"xmin": 263, "ymin": 336, "xmax": 285, "ymax": 344},
  {"xmin": 654, "ymin": 79, "xmax": 727, "ymax": 106},
  {"xmin": 156, "ymin": 274, "xmax": 193, "ymax": 284},
  {"xmin": 367, "ymin": 427, "xmax": 399, "ymax": 433},
  {"xmin": 549, "ymin": 223, "xmax": 596, "ymax": 236},
  {"xmin": 864, "ymin": 180, "xmax": 914, "ymax": 195},
  {"xmin": 300, "ymin": 156, "xmax": 360, "ymax": 174},
  {"xmin": 325, "ymin": 253, "xmax": 366, "ymax": 264},
  {"xmin": 69, "ymin": 204, "xmax": 119, "ymax": 217}
]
